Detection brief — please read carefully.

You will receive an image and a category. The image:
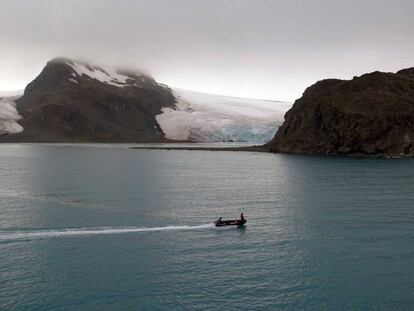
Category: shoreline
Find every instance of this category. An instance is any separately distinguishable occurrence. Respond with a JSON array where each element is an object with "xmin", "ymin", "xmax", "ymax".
[
  {"xmin": 1, "ymin": 141, "xmax": 411, "ymax": 158},
  {"xmin": 128, "ymin": 145, "xmax": 268, "ymax": 152},
  {"xmin": 129, "ymin": 145, "xmax": 414, "ymax": 158}
]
